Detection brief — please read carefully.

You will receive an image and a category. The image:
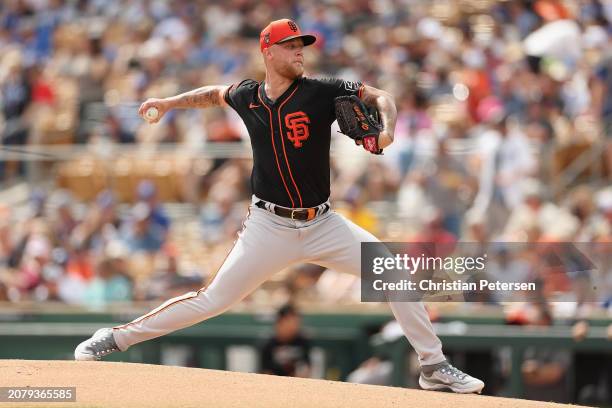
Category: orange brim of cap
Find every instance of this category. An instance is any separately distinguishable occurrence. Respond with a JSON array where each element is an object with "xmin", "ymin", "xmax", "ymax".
[{"xmin": 276, "ymin": 34, "xmax": 316, "ymax": 47}]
